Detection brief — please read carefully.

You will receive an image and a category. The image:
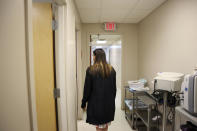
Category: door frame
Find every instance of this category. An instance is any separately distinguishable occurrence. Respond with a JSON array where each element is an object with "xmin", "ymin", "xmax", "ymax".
[
  {"xmin": 25, "ymin": 0, "xmax": 68, "ymax": 131},
  {"xmin": 85, "ymin": 32, "xmax": 124, "ymax": 110}
]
